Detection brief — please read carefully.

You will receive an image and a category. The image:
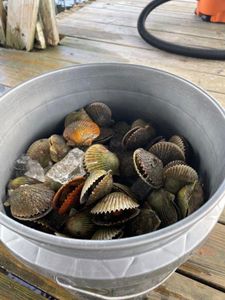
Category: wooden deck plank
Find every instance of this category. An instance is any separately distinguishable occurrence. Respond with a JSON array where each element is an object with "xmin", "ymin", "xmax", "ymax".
[
  {"xmin": 0, "ymin": 0, "xmax": 6, "ymax": 45},
  {"xmin": 219, "ymin": 209, "xmax": 225, "ymax": 225},
  {"xmin": 0, "ymin": 242, "xmax": 78, "ymax": 300},
  {"xmin": 0, "ymin": 270, "xmax": 46, "ymax": 300},
  {"xmin": 179, "ymin": 223, "xmax": 225, "ymax": 291},
  {"xmin": 150, "ymin": 272, "xmax": 225, "ymax": 300}
]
